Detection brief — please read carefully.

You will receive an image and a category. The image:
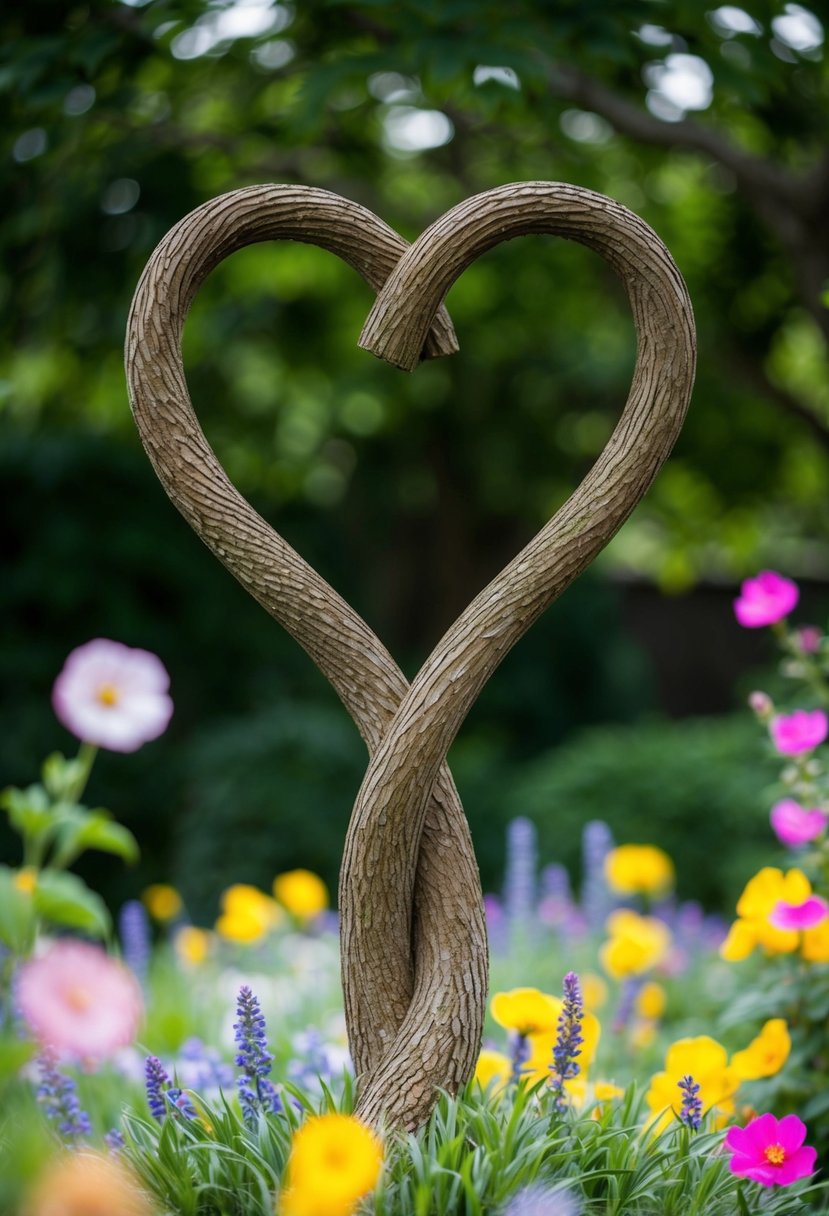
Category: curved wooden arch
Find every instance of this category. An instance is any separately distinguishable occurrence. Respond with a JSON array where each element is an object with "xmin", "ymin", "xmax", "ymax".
[{"xmin": 126, "ymin": 181, "xmax": 696, "ymax": 1132}]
